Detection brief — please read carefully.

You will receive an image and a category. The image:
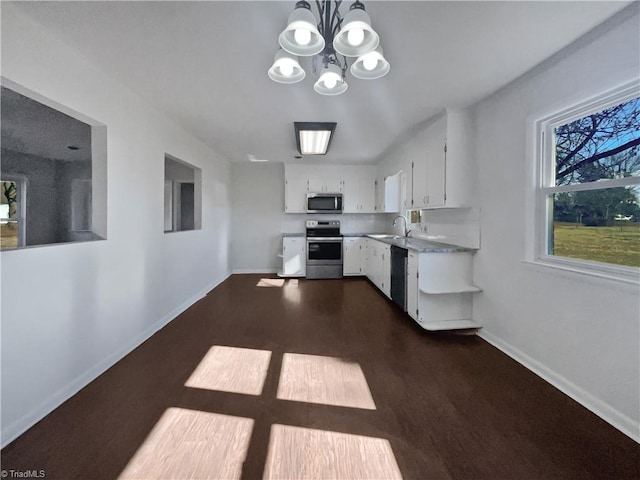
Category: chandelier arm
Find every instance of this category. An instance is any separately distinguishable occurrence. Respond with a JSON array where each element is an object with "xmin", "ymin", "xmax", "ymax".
[
  {"xmin": 341, "ymin": 54, "xmax": 348, "ymax": 78},
  {"xmin": 315, "ymin": 0, "xmax": 325, "ymax": 33},
  {"xmin": 330, "ymin": 0, "xmax": 343, "ymax": 35},
  {"xmin": 324, "ymin": 0, "xmax": 333, "ymax": 41}
]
